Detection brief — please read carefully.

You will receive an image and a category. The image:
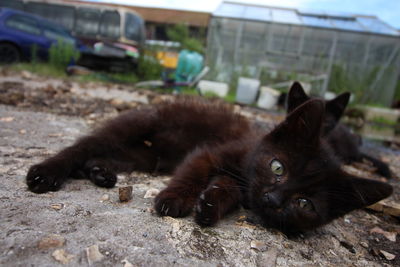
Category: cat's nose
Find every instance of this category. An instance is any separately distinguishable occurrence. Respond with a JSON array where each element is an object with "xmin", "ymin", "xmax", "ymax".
[{"xmin": 263, "ymin": 192, "xmax": 283, "ymax": 209}]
